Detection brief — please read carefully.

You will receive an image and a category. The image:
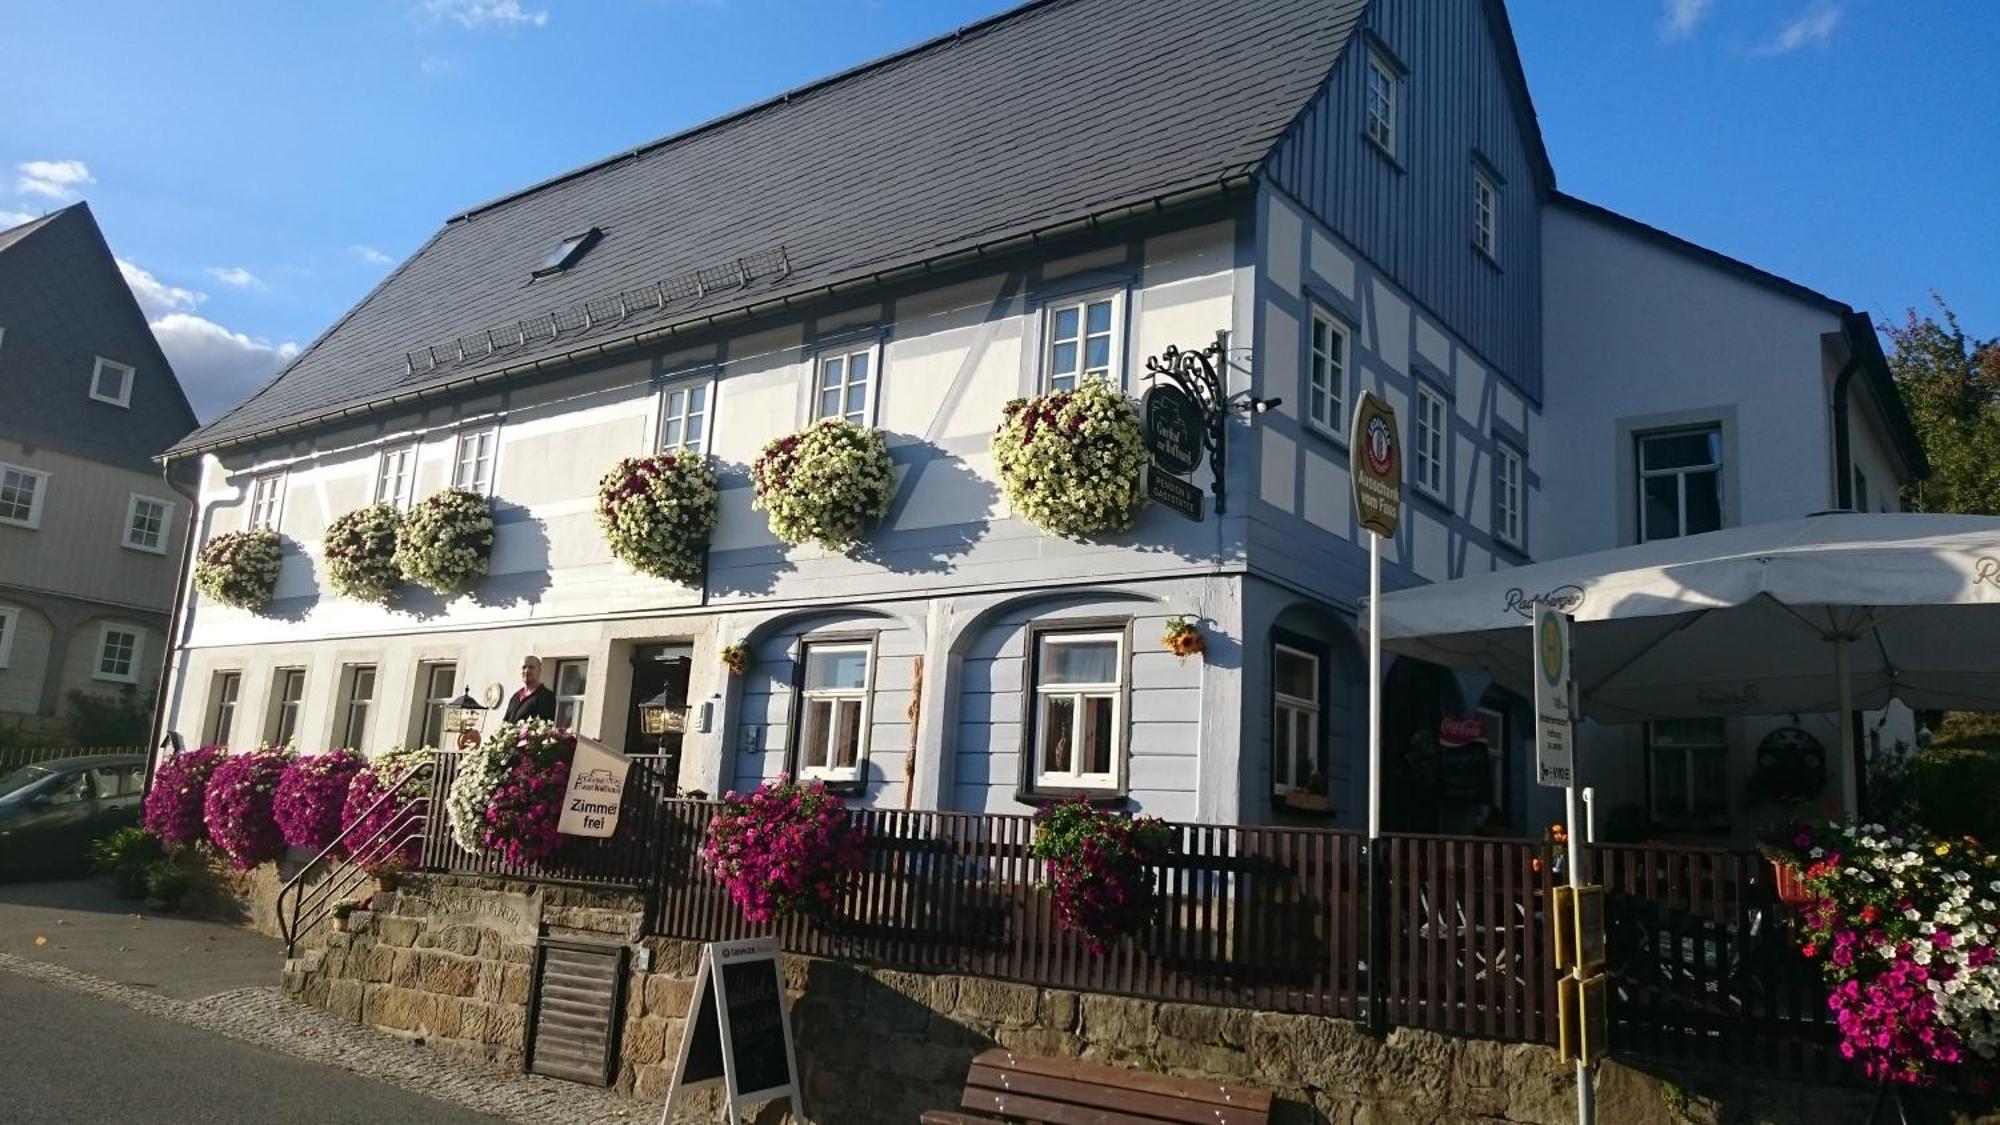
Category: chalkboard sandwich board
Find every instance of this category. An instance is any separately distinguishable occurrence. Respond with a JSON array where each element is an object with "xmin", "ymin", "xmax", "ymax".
[{"xmin": 659, "ymin": 938, "xmax": 800, "ymax": 1123}]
